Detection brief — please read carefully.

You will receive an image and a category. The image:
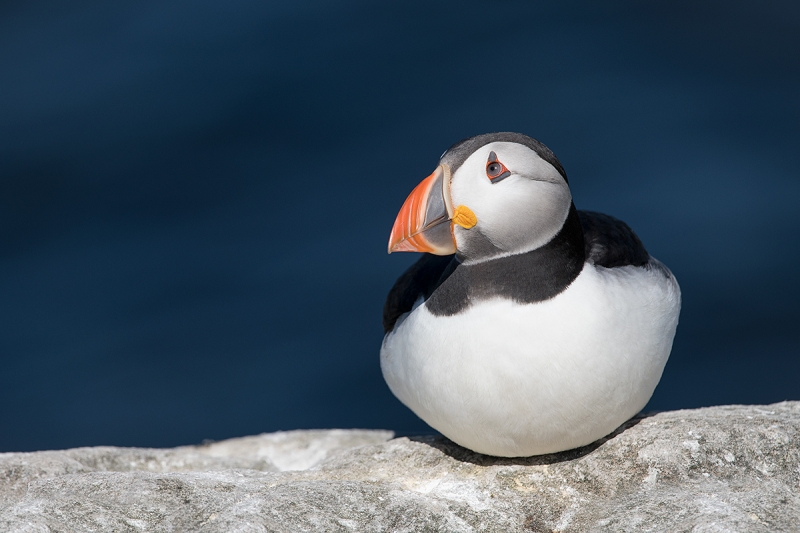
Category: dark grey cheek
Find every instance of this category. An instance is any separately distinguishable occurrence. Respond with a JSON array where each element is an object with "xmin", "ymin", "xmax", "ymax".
[{"xmin": 454, "ymin": 228, "xmax": 502, "ymax": 262}]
